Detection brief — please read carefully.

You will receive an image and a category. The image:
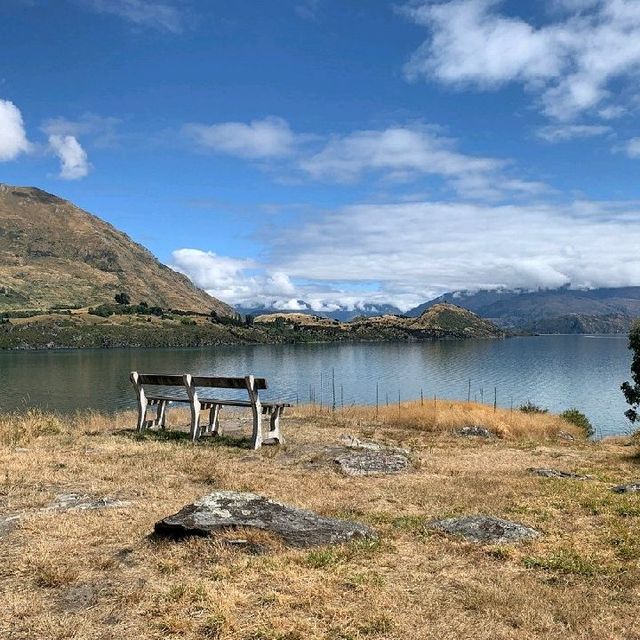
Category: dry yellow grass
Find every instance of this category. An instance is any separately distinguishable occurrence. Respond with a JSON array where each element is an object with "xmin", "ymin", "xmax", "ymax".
[{"xmin": 1, "ymin": 404, "xmax": 639, "ymax": 640}]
